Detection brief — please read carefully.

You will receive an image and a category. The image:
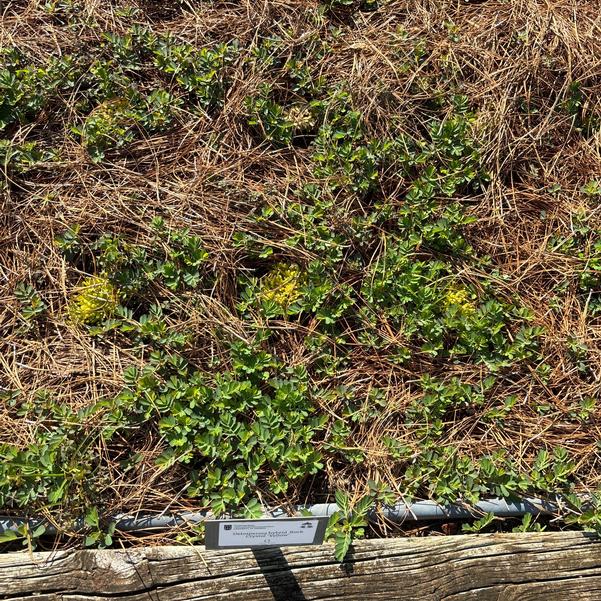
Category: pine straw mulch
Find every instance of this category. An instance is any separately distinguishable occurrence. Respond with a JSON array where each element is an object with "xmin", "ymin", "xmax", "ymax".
[{"xmin": 1, "ymin": 0, "xmax": 601, "ymax": 544}]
